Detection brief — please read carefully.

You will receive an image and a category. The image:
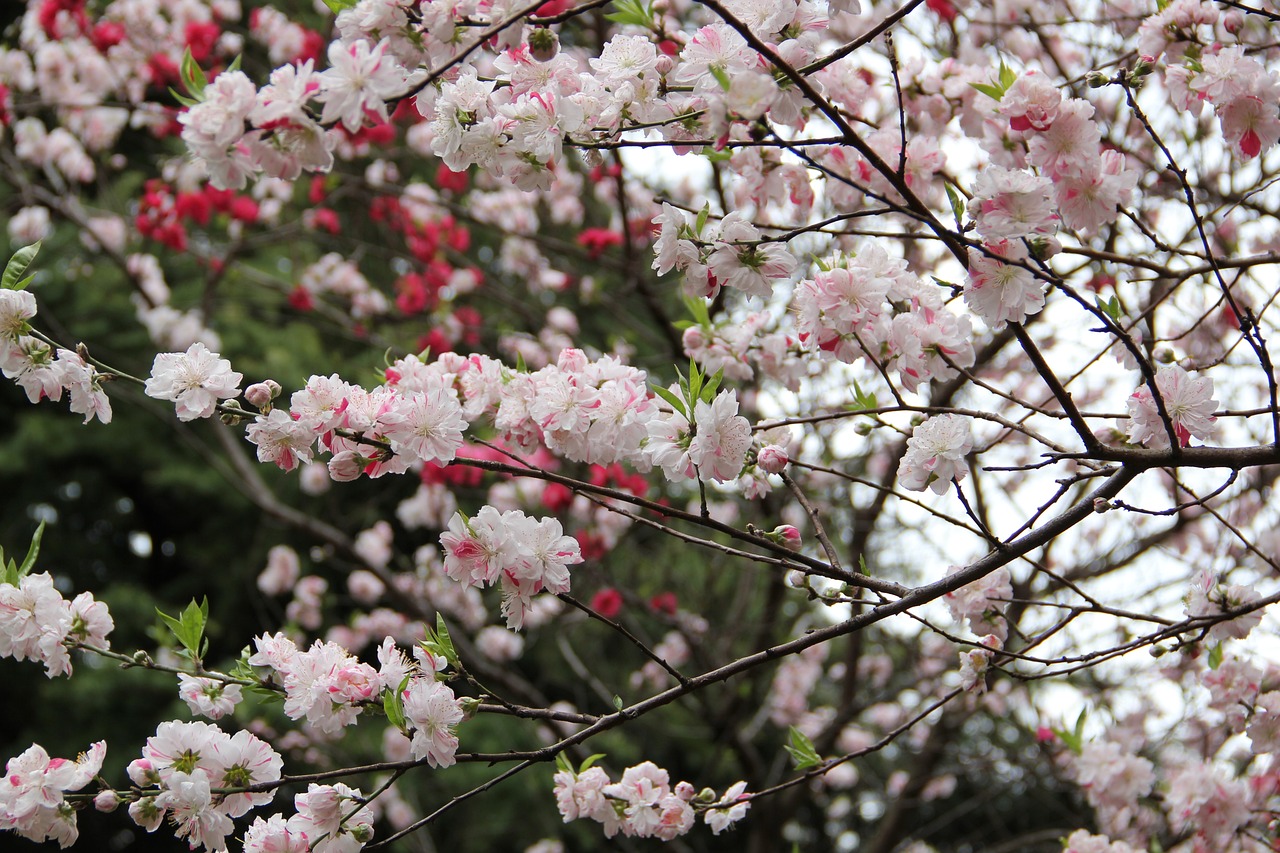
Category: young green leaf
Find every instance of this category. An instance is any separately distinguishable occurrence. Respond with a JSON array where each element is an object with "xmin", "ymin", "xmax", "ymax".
[
  {"xmin": 969, "ymin": 82, "xmax": 1005, "ymax": 102},
  {"xmin": 17, "ymin": 521, "xmax": 45, "ymax": 578},
  {"xmin": 945, "ymin": 182, "xmax": 966, "ymax": 227},
  {"xmin": 612, "ymin": 695, "xmax": 624, "ymax": 711},
  {"xmin": 709, "ymin": 65, "xmax": 733, "ymax": 93},
  {"xmin": 579, "ymin": 753, "xmax": 607, "ymax": 772},
  {"xmin": 784, "ymin": 726, "xmax": 822, "ymax": 770},
  {"xmin": 555, "ymin": 752, "xmax": 575, "ymax": 775},
  {"xmin": 179, "ymin": 48, "xmax": 207, "ymax": 100},
  {"xmin": 156, "ymin": 598, "xmax": 208, "ymax": 656},
  {"xmin": 321, "ymin": 0, "xmax": 359, "ymax": 14},
  {"xmin": 3, "ymin": 242, "xmax": 40, "ymax": 290},
  {"xmin": 694, "ymin": 203, "xmax": 710, "ymax": 237},
  {"xmin": 1207, "ymin": 642, "xmax": 1223, "ymax": 670},
  {"xmin": 383, "ymin": 675, "xmax": 410, "ymax": 730},
  {"xmin": 687, "ymin": 358, "xmax": 703, "ymax": 405},
  {"xmin": 699, "ymin": 367, "xmax": 724, "ymax": 404},
  {"xmin": 651, "ymin": 383, "xmax": 688, "ymax": 420}
]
